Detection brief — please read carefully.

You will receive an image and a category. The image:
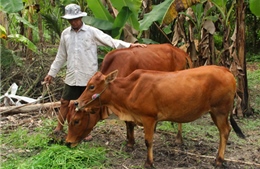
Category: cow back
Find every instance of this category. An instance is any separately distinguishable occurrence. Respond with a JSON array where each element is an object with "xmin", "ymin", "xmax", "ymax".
[
  {"xmin": 100, "ymin": 43, "xmax": 192, "ymax": 76},
  {"xmin": 101, "ymin": 65, "xmax": 236, "ymax": 123}
]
